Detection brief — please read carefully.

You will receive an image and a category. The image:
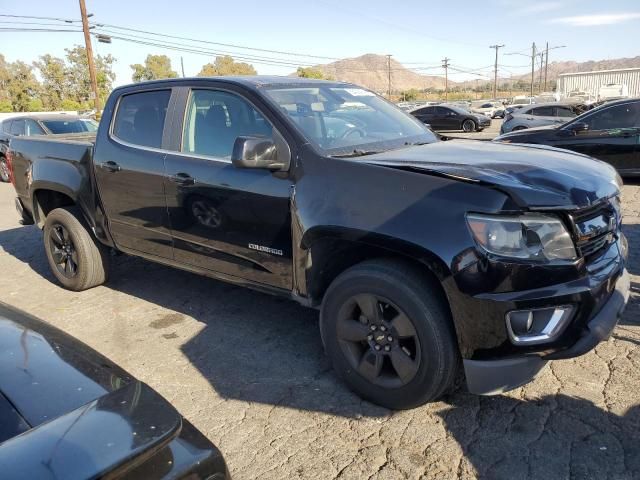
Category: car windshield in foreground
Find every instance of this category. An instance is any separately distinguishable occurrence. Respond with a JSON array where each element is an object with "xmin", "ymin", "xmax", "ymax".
[
  {"xmin": 42, "ymin": 118, "xmax": 98, "ymax": 134},
  {"xmin": 263, "ymin": 85, "xmax": 437, "ymax": 156}
]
